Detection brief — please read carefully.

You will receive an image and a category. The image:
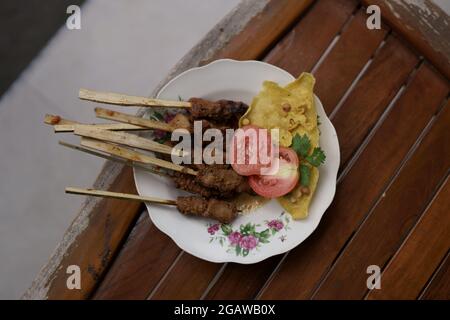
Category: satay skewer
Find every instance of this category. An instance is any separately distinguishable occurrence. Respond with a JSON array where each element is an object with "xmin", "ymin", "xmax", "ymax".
[
  {"xmin": 79, "ymin": 88, "xmax": 191, "ymax": 108},
  {"xmin": 73, "ymin": 125, "xmax": 179, "ymax": 156},
  {"xmin": 65, "ymin": 187, "xmax": 238, "ymax": 223},
  {"xmin": 44, "ymin": 114, "xmax": 146, "ymax": 133},
  {"xmin": 94, "ymin": 107, "xmax": 176, "ymax": 132},
  {"xmin": 66, "ymin": 187, "xmax": 177, "ymax": 205},
  {"xmin": 59, "ymin": 140, "xmax": 230, "ymax": 198},
  {"xmin": 80, "ymin": 88, "xmax": 249, "ymax": 121},
  {"xmin": 80, "ymin": 138, "xmax": 197, "ymax": 175},
  {"xmin": 80, "ymin": 138, "xmax": 247, "ymax": 193},
  {"xmin": 58, "ymin": 141, "xmax": 168, "ymax": 177}
]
